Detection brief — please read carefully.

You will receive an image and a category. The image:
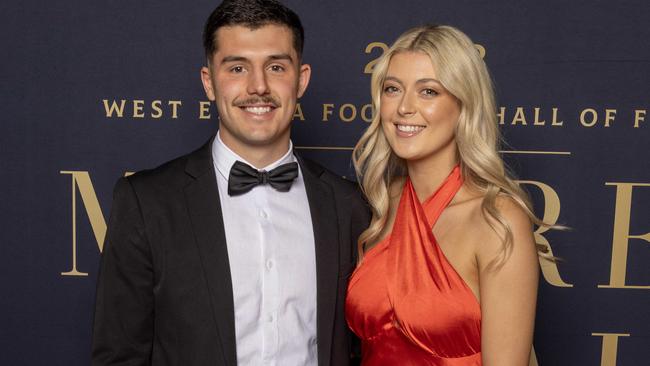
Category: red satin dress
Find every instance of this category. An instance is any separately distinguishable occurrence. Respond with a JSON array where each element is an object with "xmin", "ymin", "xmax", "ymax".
[{"xmin": 346, "ymin": 166, "xmax": 482, "ymax": 365}]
